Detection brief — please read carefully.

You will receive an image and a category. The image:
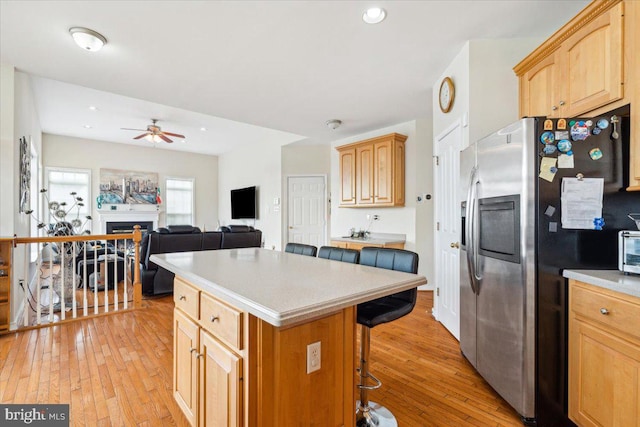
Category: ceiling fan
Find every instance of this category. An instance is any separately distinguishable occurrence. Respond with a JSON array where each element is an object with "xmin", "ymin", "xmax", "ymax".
[{"xmin": 121, "ymin": 119, "xmax": 185, "ymax": 143}]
